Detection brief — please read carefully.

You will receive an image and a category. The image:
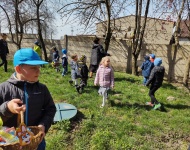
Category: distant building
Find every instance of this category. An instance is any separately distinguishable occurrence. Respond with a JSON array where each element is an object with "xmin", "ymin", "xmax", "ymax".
[{"xmin": 96, "ymin": 15, "xmax": 190, "ymax": 45}]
